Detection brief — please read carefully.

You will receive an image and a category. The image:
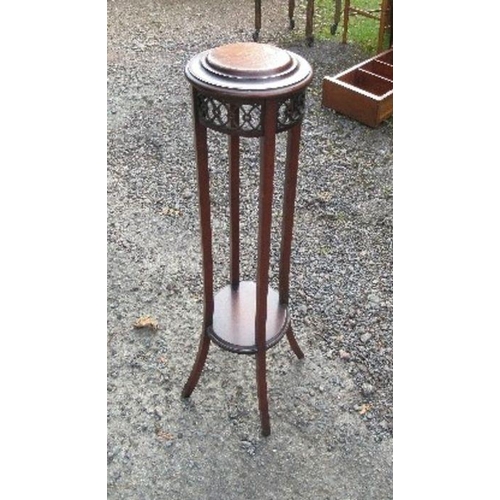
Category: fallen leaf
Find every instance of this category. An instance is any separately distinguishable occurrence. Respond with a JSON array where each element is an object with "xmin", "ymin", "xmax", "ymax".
[
  {"xmin": 133, "ymin": 316, "xmax": 159, "ymax": 331},
  {"xmin": 359, "ymin": 403, "xmax": 372, "ymax": 415},
  {"xmin": 156, "ymin": 430, "xmax": 174, "ymax": 441},
  {"xmin": 162, "ymin": 206, "xmax": 181, "ymax": 217},
  {"xmin": 317, "ymin": 191, "xmax": 332, "ymax": 203}
]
